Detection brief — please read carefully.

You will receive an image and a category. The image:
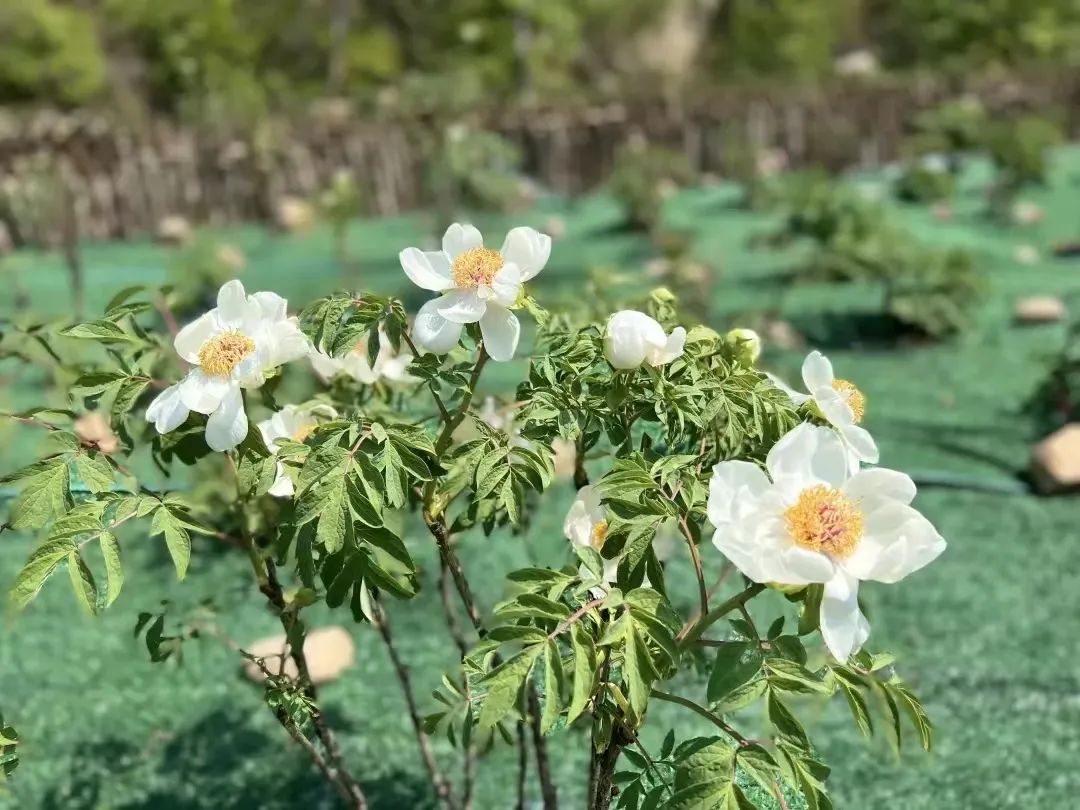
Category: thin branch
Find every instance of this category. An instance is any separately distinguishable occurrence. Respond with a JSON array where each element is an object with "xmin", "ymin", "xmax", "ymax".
[
  {"xmin": 678, "ymin": 583, "xmax": 765, "ymax": 647},
  {"xmin": 515, "ymin": 722, "xmax": 528, "ymax": 810},
  {"xmin": 527, "ymin": 688, "xmax": 559, "ymax": 810},
  {"xmin": 374, "ymin": 603, "xmax": 458, "ymax": 810},
  {"xmin": 401, "ymin": 330, "xmax": 451, "ymax": 422},
  {"xmin": 683, "ymin": 562, "xmax": 734, "ymax": 629},
  {"xmin": 435, "ymin": 345, "xmax": 489, "ymax": 453},
  {"xmin": 677, "ymin": 513, "xmax": 709, "ymax": 622},
  {"xmin": 649, "ymin": 689, "xmax": 750, "ymax": 746}
]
